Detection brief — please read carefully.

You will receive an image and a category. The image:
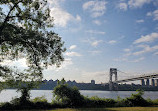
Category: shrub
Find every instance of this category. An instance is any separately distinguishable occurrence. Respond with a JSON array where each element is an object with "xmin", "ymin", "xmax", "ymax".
[
  {"xmin": 89, "ymin": 96, "xmax": 106, "ymax": 106},
  {"xmin": 115, "ymin": 97, "xmax": 129, "ymax": 107},
  {"xmin": 104, "ymin": 98, "xmax": 116, "ymax": 107},
  {"xmin": 152, "ymin": 99, "xmax": 158, "ymax": 105},
  {"xmin": 32, "ymin": 96, "xmax": 48, "ymax": 103},
  {"xmin": 86, "ymin": 96, "xmax": 116, "ymax": 107},
  {"xmin": 10, "ymin": 97, "xmax": 21, "ymax": 105},
  {"xmin": 124, "ymin": 89, "xmax": 150, "ymax": 106}
]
